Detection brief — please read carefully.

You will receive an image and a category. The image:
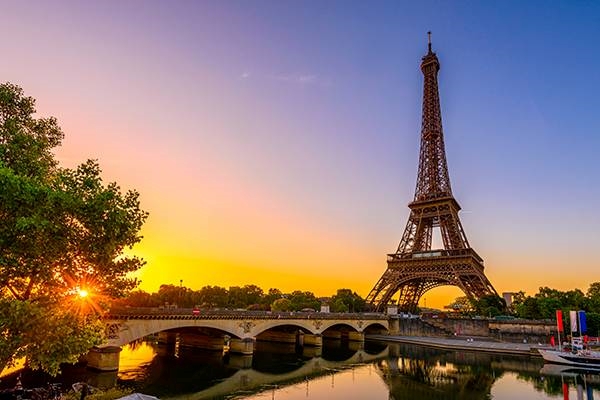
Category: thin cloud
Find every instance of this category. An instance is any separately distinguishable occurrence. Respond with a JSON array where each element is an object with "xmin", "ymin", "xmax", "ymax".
[
  {"xmin": 238, "ymin": 71, "xmax": 331, "ymax": 87},
  {"xmin": 272, "ymin": 73, "xmax": 330, "ymax": 87}
]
